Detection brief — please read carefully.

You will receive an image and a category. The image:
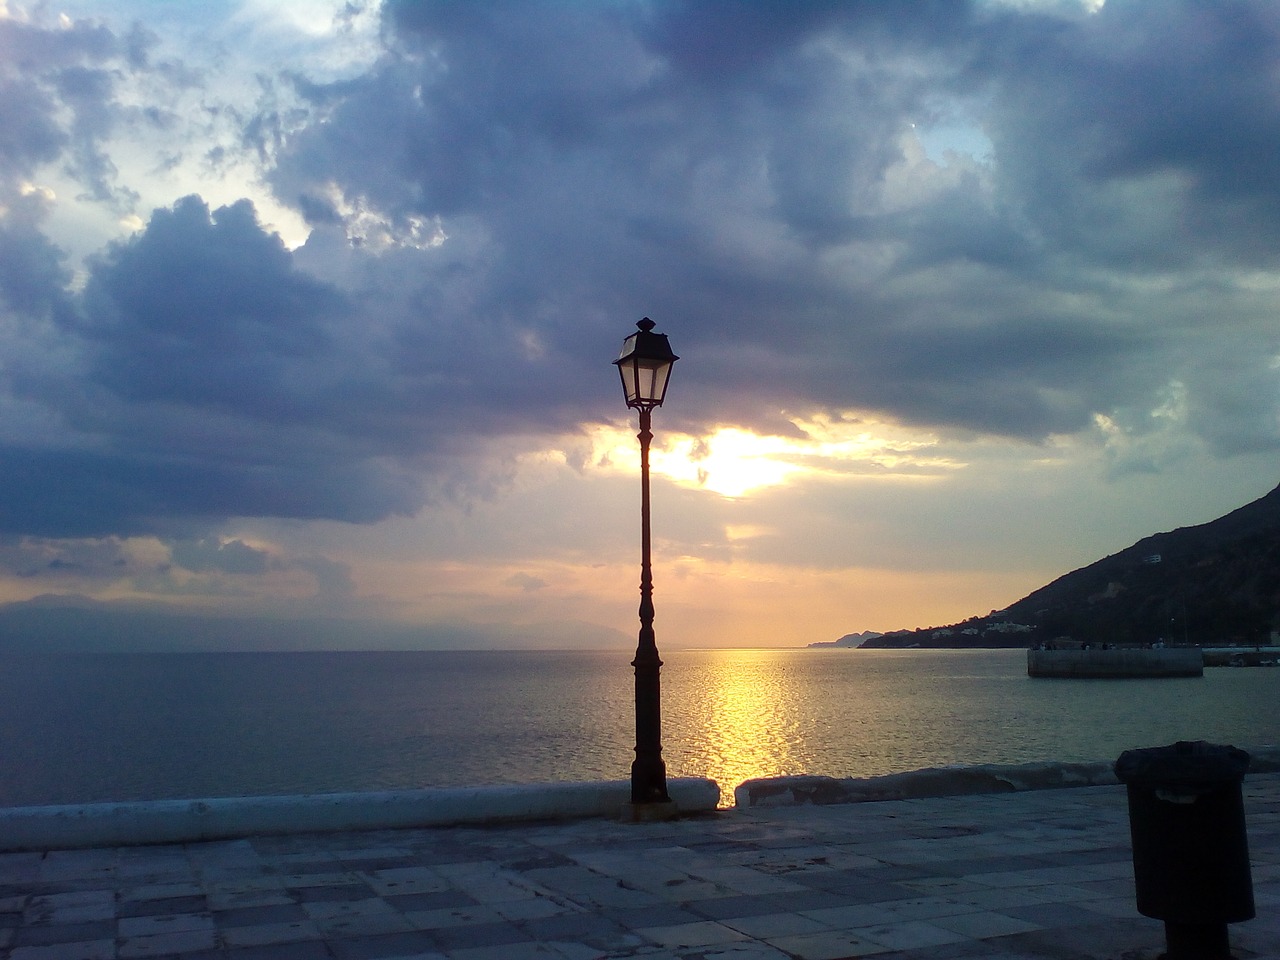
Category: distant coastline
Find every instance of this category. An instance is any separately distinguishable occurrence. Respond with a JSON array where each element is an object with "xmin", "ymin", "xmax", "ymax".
[
  {"xmin": 808, "ymin": 628, "xmax": 1029, "ymax": 650},
  {"xmin": 808, "ymin": 630, "xmax": 883, "ymax": 649}
]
